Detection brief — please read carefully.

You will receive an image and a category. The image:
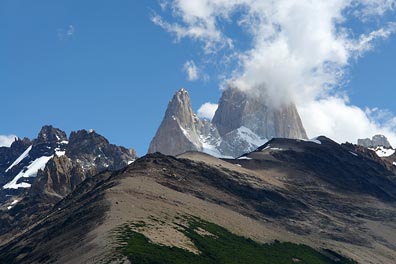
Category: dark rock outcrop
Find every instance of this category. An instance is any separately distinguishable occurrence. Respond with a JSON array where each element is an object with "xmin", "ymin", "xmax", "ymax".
[
  {"xmin": 34, "ymin": 125, "xmax": 67, "ymax": 144},
  {"xmin": 67, "ymin": 129, "xmax": 135, "ymax": 172}
]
